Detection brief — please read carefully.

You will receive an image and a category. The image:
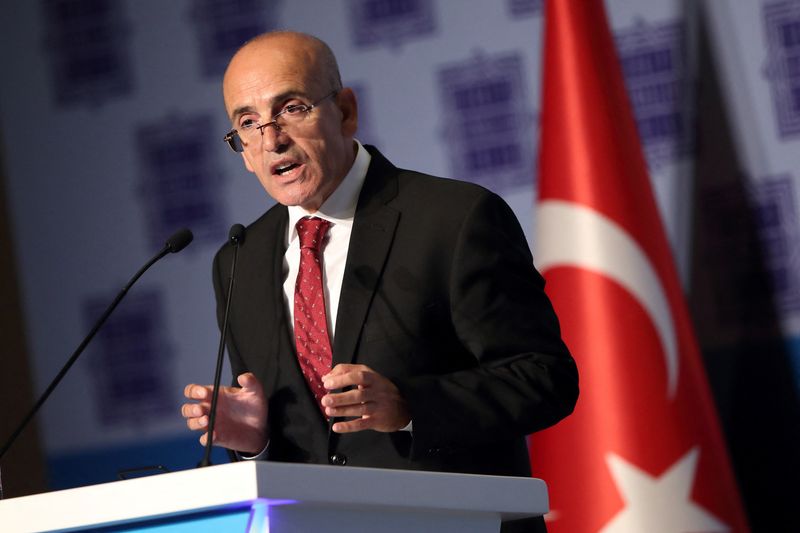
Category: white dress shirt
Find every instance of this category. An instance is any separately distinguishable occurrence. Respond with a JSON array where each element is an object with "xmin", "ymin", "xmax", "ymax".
[{"xmin": 283, "ymin": 140, "xmax": 372, "ymax": 338}]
